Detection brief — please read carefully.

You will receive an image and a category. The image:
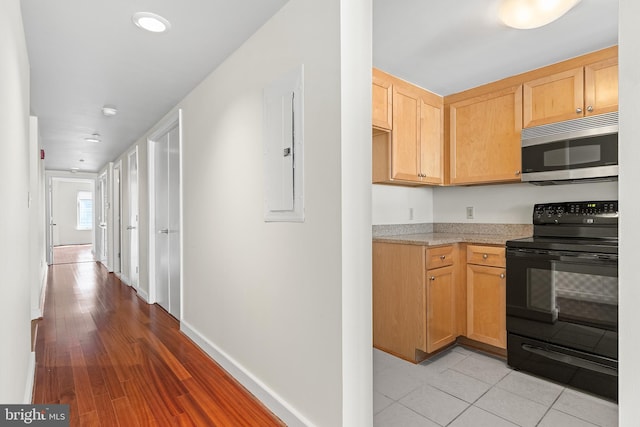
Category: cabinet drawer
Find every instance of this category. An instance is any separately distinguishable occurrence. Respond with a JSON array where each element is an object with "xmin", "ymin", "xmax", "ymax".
[
  {"xmin": 426, "ymin": 245, "xmax": 454, "ymax": 268},
  {"xmin": 467, "ymin": 245, "xmax": 505, "ymax": 268}
]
